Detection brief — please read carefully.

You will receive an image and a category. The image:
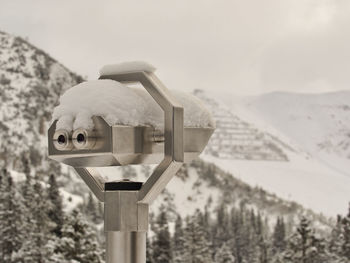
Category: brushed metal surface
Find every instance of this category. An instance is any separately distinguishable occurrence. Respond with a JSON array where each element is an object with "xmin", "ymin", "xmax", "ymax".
[
  {"xmin": 106, "ymin": 232, "xmax": 146, "ymax": 263},
  {"xmin": 104, "ymin": 190, "xmax": 148, "ymax": 232},
  {"xmin": 48, "ymin": 117, "xmax": 214, "ymax": 167}
]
